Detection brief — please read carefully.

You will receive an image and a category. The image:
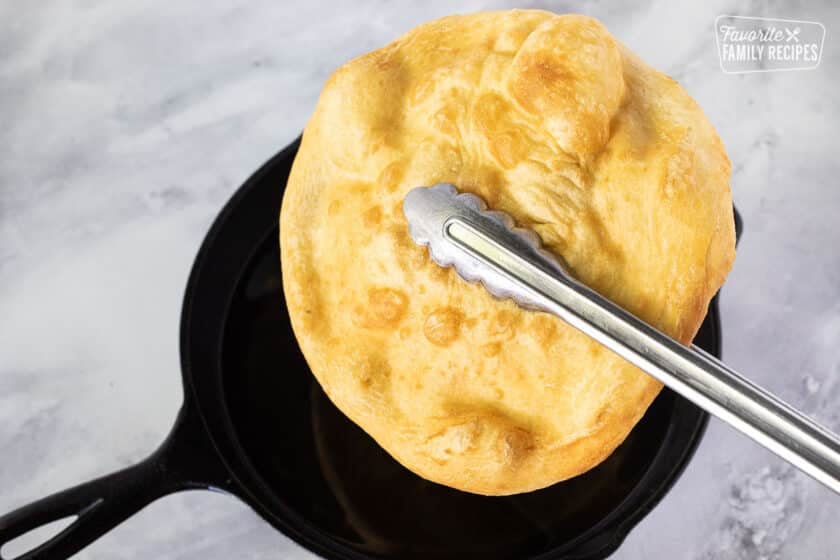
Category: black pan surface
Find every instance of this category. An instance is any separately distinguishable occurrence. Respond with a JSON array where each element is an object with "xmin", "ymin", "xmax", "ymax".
[{"xmin": 0, "ymin": 138, "xmax": 740, "ymax": 560}]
